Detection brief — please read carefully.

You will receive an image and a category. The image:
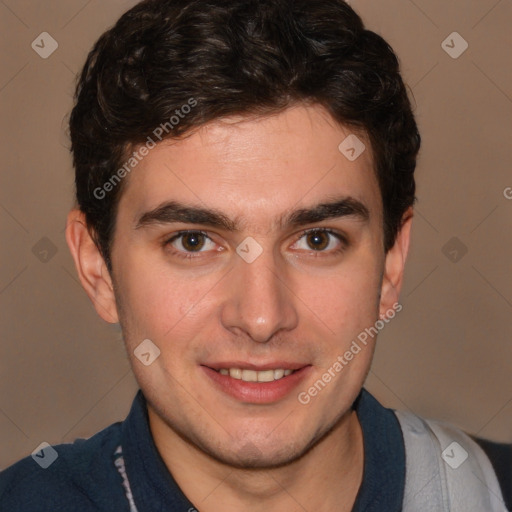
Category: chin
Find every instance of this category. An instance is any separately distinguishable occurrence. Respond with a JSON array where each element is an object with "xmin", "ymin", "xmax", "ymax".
[
  {"xmin": 194, "ymin": 419, "xmax": 335, "ymax": 471},
  {"xmin": 205, "ymin": 439, "xmax": 311, "ymax": 470}
]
